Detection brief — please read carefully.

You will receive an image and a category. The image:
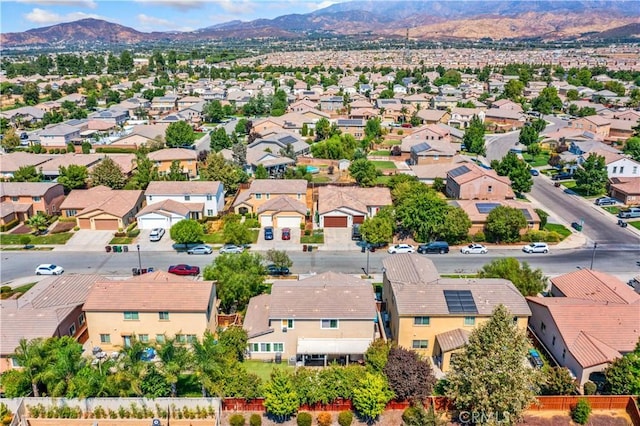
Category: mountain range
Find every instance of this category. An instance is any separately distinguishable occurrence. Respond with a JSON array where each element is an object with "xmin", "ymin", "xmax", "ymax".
[{"xmin": 2, "ymin": 0, "xmax": 640, "ymax": 47}]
